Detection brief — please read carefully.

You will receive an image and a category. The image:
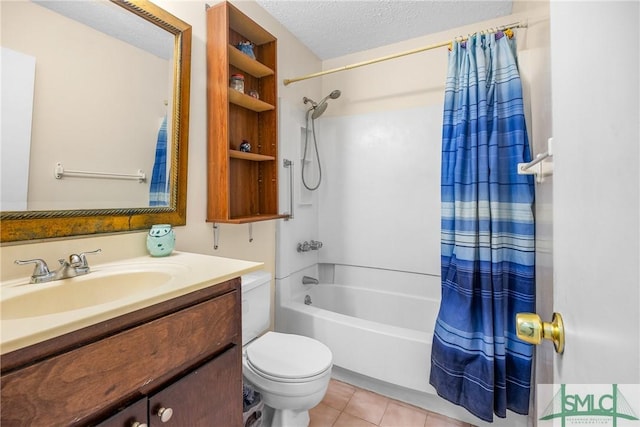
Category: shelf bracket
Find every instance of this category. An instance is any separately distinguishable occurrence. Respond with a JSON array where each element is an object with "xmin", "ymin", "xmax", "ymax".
[{"xmin": 213, "ymin": 223, "xmax": 220, "ymax": 250}]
